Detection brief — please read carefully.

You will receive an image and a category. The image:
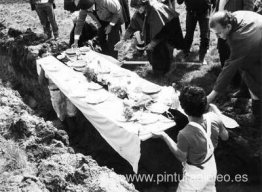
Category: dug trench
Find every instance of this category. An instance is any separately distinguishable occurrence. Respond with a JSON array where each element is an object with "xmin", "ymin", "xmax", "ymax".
[{"xmin": 0, "ymin": 27, "xmax": 261, "ymax": 192}]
